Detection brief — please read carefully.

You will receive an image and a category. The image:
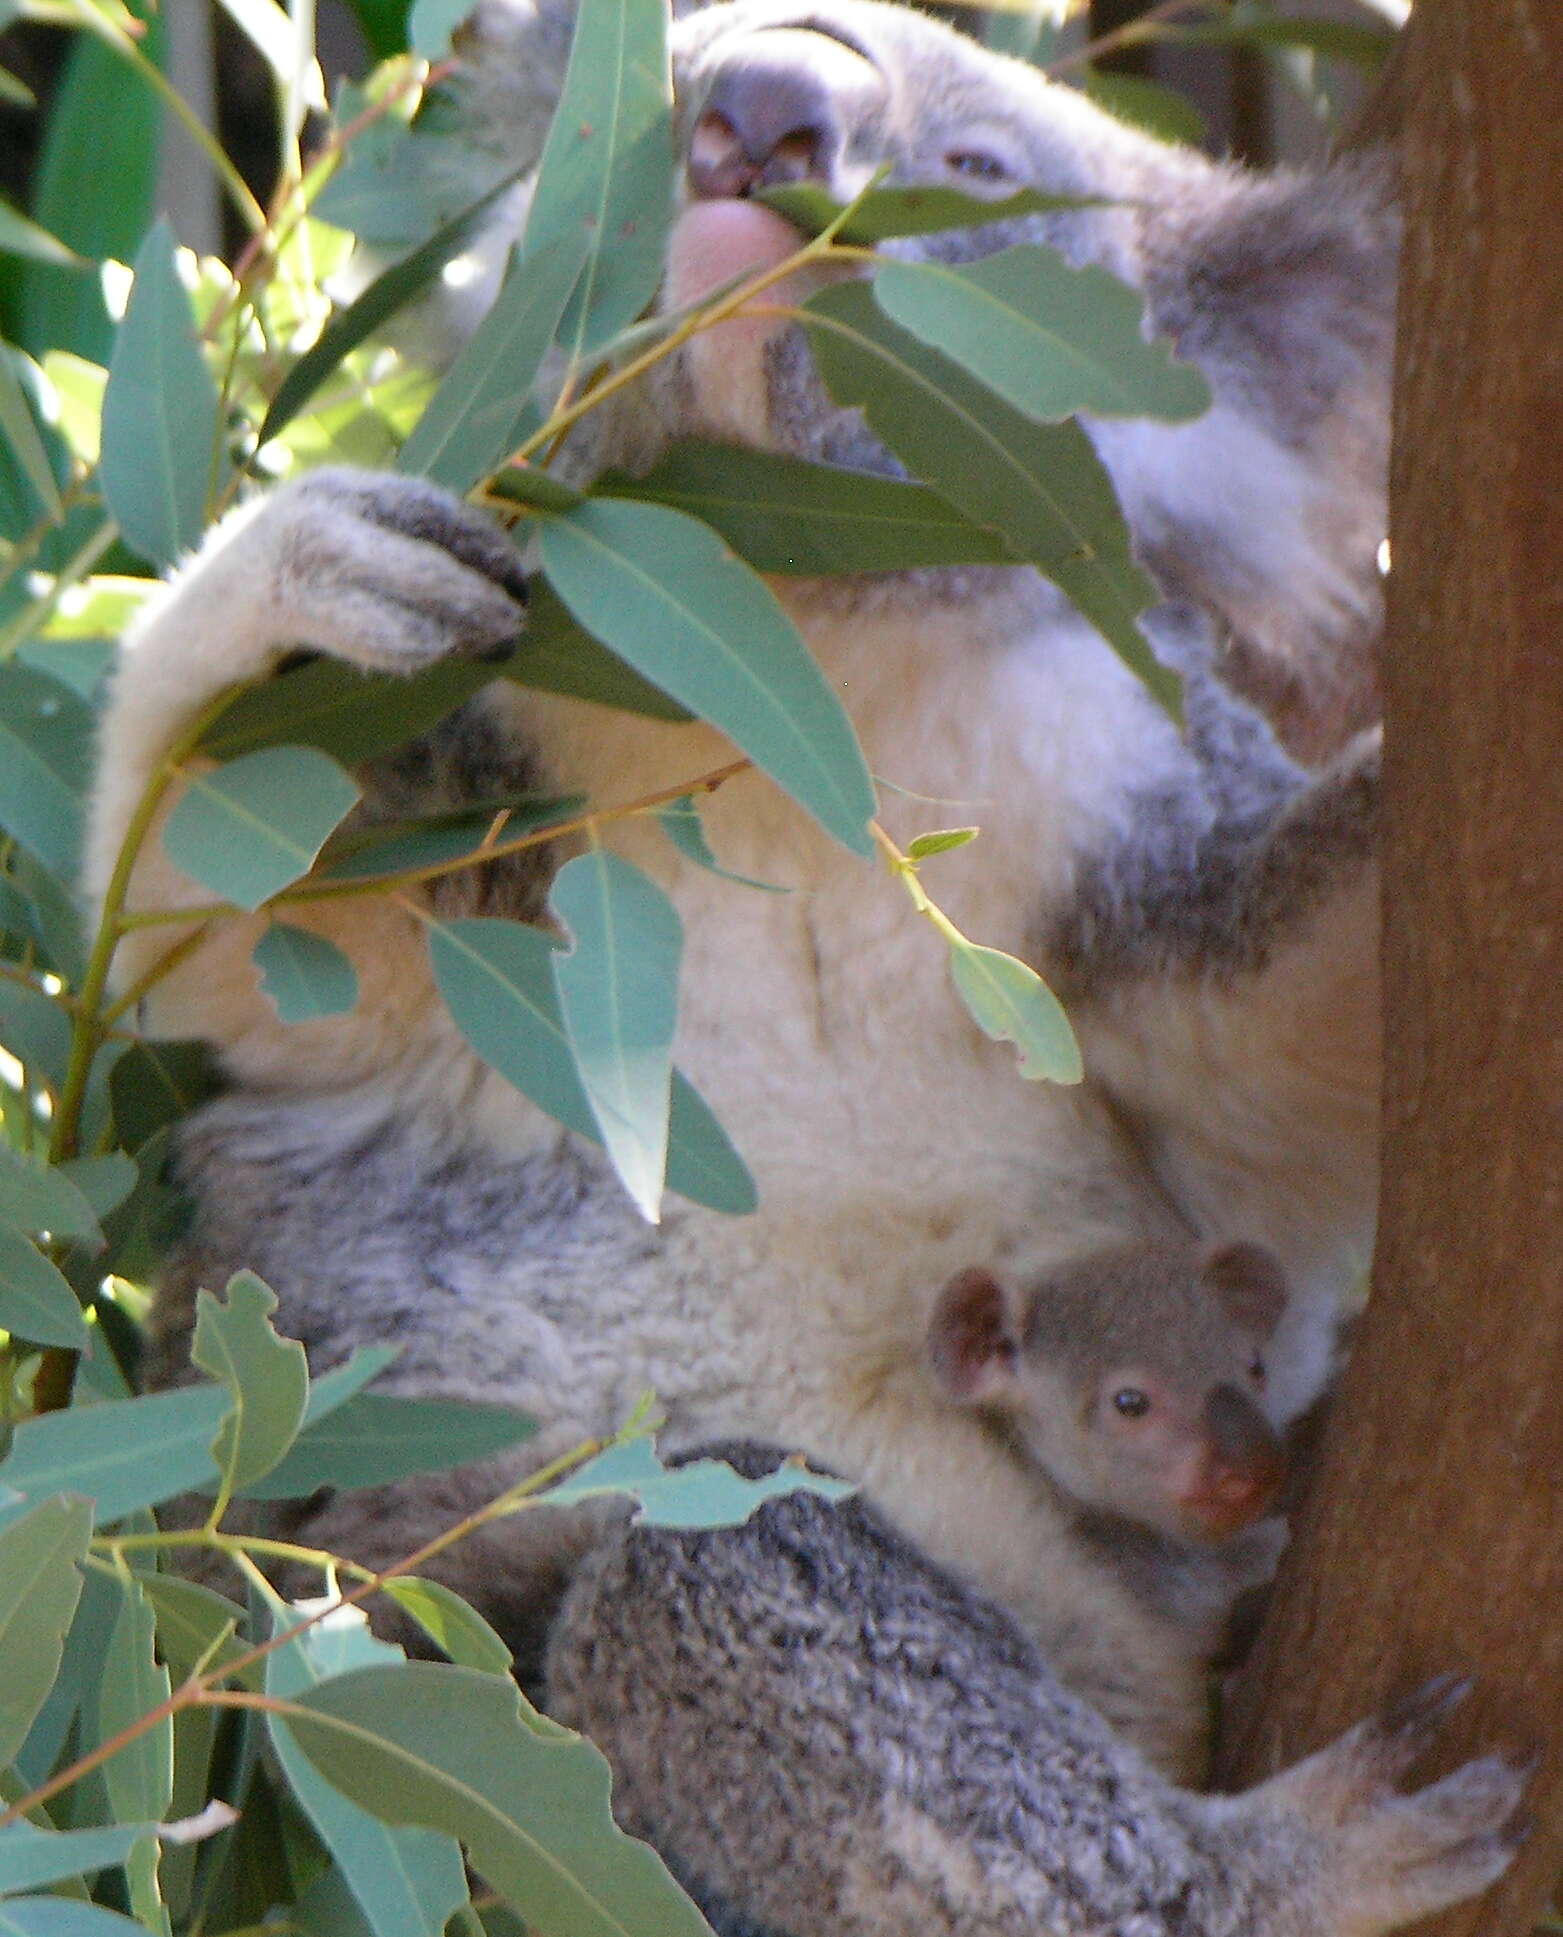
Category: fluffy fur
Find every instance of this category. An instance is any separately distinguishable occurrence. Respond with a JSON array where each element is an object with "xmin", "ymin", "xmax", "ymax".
[{"xmin": 92, "ymin": 0, "xmax": 1389, "ymax": 1769}]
